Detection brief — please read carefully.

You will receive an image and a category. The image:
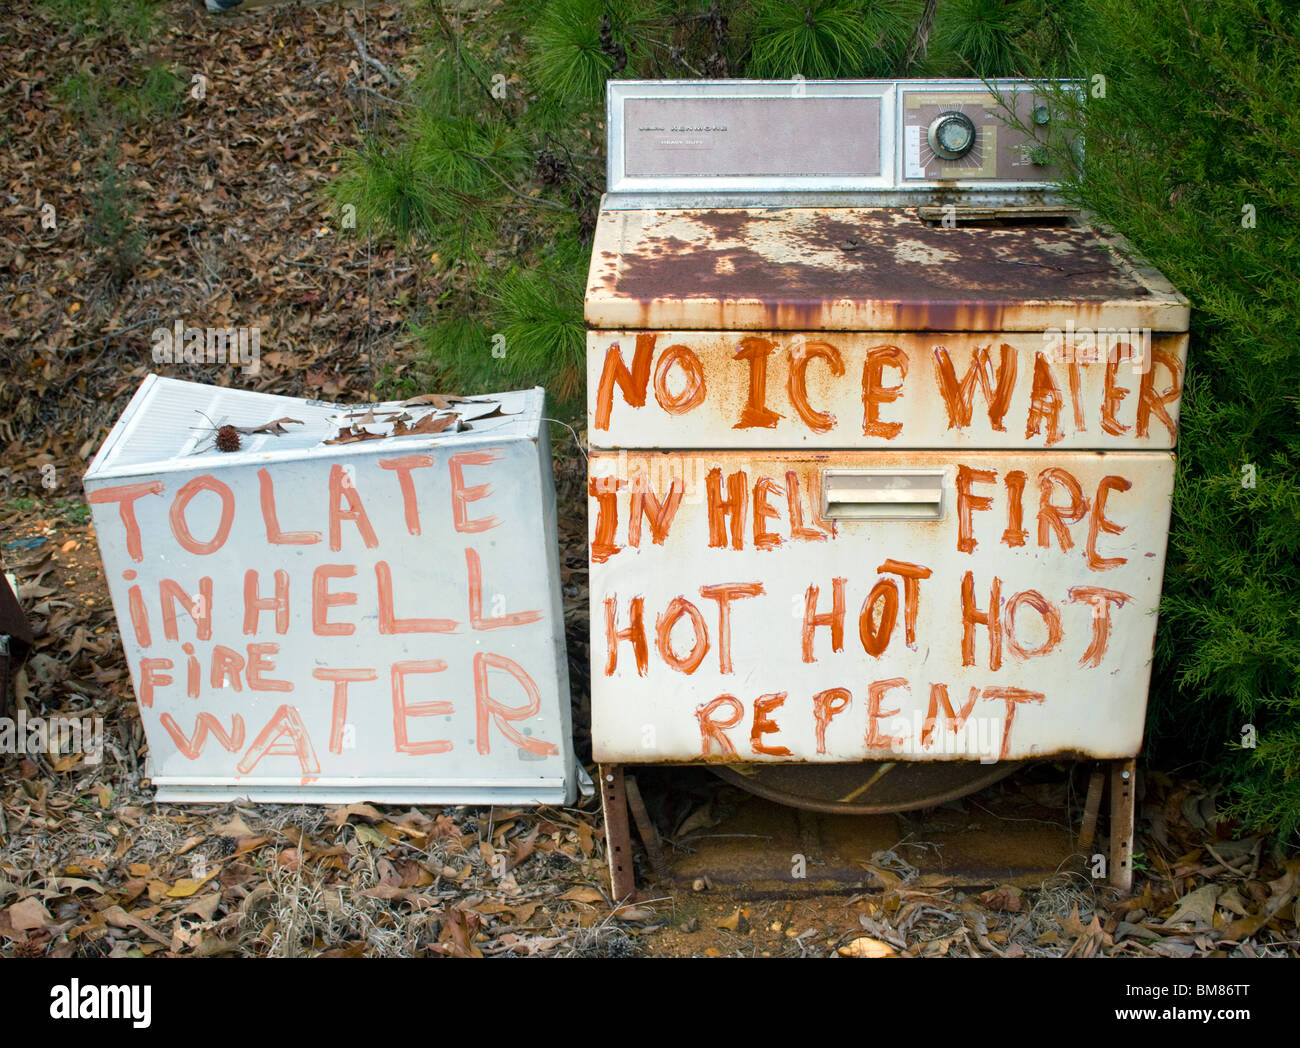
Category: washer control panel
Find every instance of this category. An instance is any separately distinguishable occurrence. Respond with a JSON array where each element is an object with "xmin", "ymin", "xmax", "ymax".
[
  {"xmin": 901, "ymin": 87, "xmax": 1065, "ymax": 182},
  {"xmin": 605, "ymin": 79, "xmax": 1079, "ymax": 205}
]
